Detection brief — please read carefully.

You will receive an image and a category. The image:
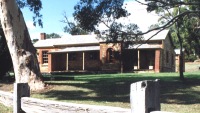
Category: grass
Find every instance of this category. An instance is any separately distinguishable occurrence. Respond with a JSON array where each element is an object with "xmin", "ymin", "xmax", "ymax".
[
  {"xmin": 0, "ymin": 104, "xmax": 12, "ymax": 113},
  {"xmin": 1, "ymin": 62, "xmax": 200, "ymax": 113},
  {"xmin": 31, "ymin": 72, "xmax": 200, "ymax": 113}
]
